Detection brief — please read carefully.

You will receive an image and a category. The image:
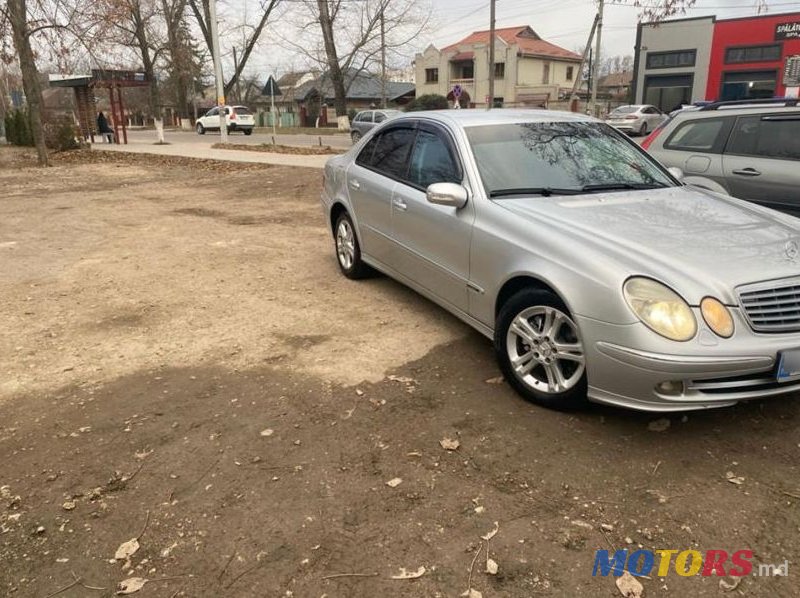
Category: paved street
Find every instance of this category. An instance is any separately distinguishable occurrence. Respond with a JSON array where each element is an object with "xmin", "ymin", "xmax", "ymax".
[{"xmin": 119, "ymin": 127, "xmax": 352, "ymax": 149}]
